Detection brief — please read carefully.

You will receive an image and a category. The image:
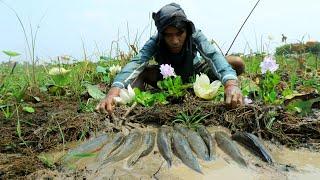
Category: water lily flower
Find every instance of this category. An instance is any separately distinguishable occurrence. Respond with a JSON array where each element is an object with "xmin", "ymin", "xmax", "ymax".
[
  {"xmin": 113, "ymin": 84, "xmax": 135, "ymax": 105},
  {"xmin": 160, "ymin": 64, "xmax": 176, "ymax": 79},
  {"xmin": 48, "ymin": 67, "xmax": 70, "ymax": 75},
  {"xmin": 260, "ymin": 56, "xmax": 279, "ymax": 74},
  {"xmin": 109, "ymin": 65, "xmax": 122, "ymax": 76},
  {"xmin": 244, "ymin": 96, "xmax": 253, "ymax": 105},
  {"xmin": 193, "ymin": 73, "xmax": 221, "ymax": 100}
]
